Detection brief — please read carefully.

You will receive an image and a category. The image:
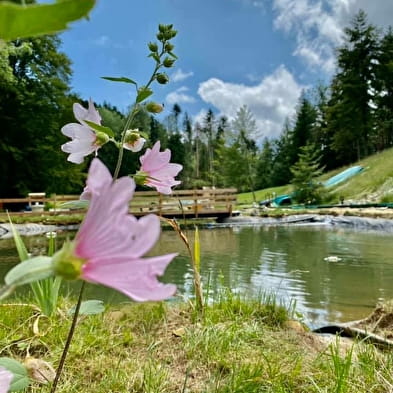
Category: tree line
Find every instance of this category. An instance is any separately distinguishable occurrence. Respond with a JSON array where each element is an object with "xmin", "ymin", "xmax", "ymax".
[{"xmin": 1, "ymin": 10, "xmax": 392, "ymax": 199}]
